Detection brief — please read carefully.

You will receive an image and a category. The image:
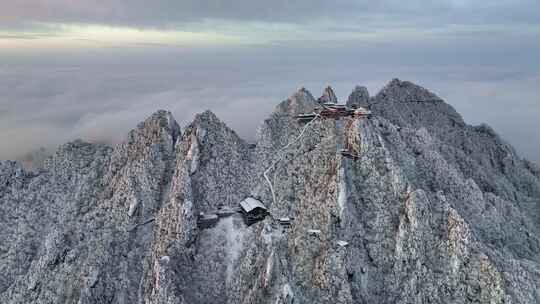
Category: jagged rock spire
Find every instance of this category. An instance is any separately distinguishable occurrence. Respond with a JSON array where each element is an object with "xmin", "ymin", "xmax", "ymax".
[
  {"xmin": 347, "ymin": 85, "xmax": 370, "ymax": 108},
  {"xmin": 175, "ymin": 109, "xmax": 253, "ymax": 209},
  {"xmin": 318, "ymin": 86, "xmax": 338, "ymax": 103},
  {"xmin": 131, "ymin": 110, "xmax": 181, "ymax": 145},
  {"xmin": 273, "ymin": 87, "xmax": 317, "ymax": 116},
  {"xmin": 293, "ymin": 87, "xmax": 316, "ymax": 103}
]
